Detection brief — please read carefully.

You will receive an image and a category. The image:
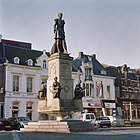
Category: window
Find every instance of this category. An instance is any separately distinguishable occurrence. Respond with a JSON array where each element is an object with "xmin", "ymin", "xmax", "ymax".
[
  {"xmin": 12, "ymin": 101, "xmax": 19, "ymax": 117},
  {"xmin": 91, "ymin": 114, "xmax": 95, "ymax": 119},
  {"xmin": 85, "ymin": 68, "xmax": 92, "ymax": 80},
  {"xmin": 26, "ymin": 102, "xmax": 33, "ymax": 110},
  {"xmin": 13, "ymin": 75, "xmax": 20, "ymax": 92},
  {"xmin": 86, "ymin": 114, "xmax": 90, "ymax": 120},
  {"xmin": 13, "ymin": 57, "xmax": 20, "ymax": 64},
  {"xmin": 86, "ymin": 84, "xmax": 89, "ymax": 96},
  {"xmin": 85, "ymin": 83, "xmax": 93, "ymax": 97},
  {"xmin": 43, "ymin": 60, "xmax": 47, "ymax": 68},
  {"xmin": 26, "ymin": 102, "xmax": 33, "ymax": 120},
  {"xmin": 107, "ymin": 86, "xmax": 111, "ymax": 99},
  {"xmin": 27, "ymin": 59, "xmax": 33, "ymax": 66},
  {"xmin": 26, "ymin": 77, "xmax": 33, "ymax": 92},
  {"xmin": 101, "ymin": 70, "xmax": 107, "ymax": 75},
  {"xmin": 90, "ymin": 83, "xmax": 93, "ymax": 97}
]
